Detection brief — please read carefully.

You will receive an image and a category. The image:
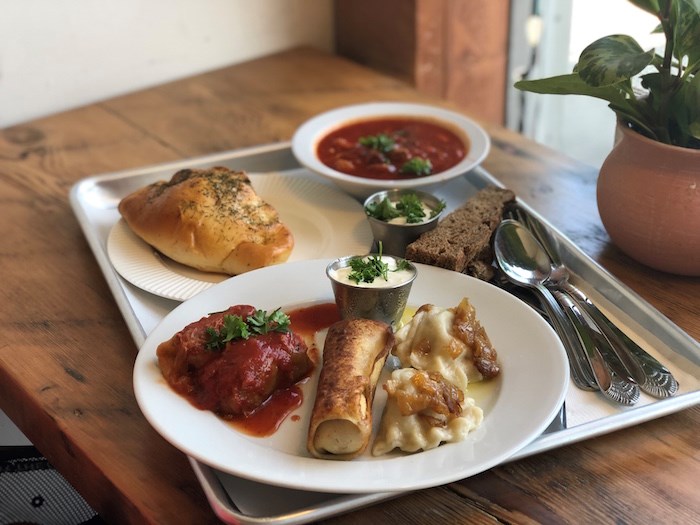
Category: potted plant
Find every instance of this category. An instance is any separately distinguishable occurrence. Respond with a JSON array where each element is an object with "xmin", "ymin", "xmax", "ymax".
[{"xmin": 514, "ymin": 0, "xmax": 700, "ymax": 276}]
